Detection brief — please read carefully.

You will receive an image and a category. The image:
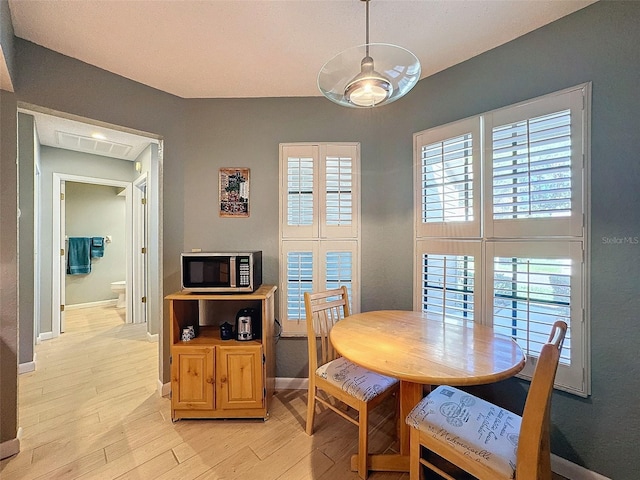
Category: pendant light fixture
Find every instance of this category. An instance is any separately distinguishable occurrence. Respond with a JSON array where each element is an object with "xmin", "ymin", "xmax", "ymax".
[{"xmin": 318, "ymin": 0, "xmax": 421, "ymax": 108}]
